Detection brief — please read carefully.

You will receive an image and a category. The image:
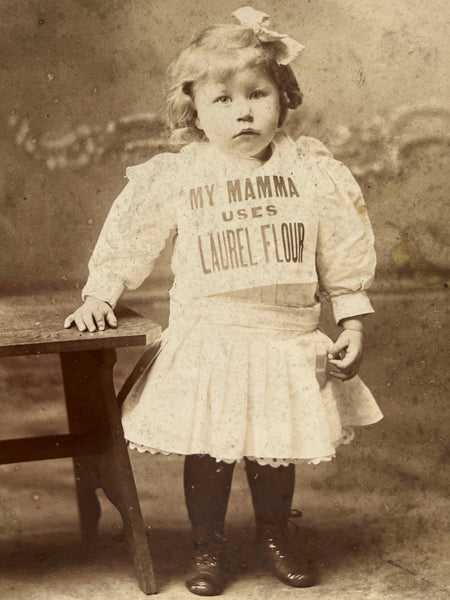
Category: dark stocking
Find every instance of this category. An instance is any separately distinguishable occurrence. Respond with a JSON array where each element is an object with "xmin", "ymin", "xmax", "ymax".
[
  {"xmin": 184, "ymin": 454, "xmax": 235, "ymax": 538},
  {"xmin": 244, "ymin": 458, "xmax": 295, "ymax": 528}
]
